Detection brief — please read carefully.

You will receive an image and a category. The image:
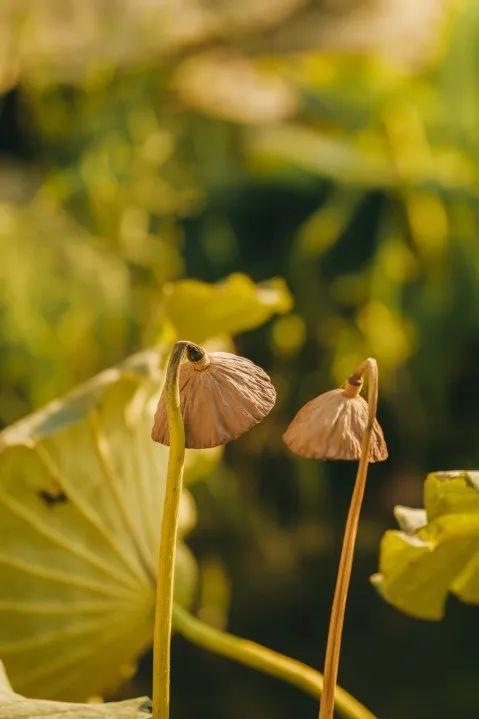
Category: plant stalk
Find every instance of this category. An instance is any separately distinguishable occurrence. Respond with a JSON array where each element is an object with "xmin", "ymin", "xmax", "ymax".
[
  {"xmin": 173, "ymin": 604, "xmax": 376, "ymax": 719},
  {"xmin": 153, "ymin": 341, "xmax": 188, "ymax": 719},
  {"xmin": 319, "ymin": 358, "xmax": 379, "ymax": 719}
]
